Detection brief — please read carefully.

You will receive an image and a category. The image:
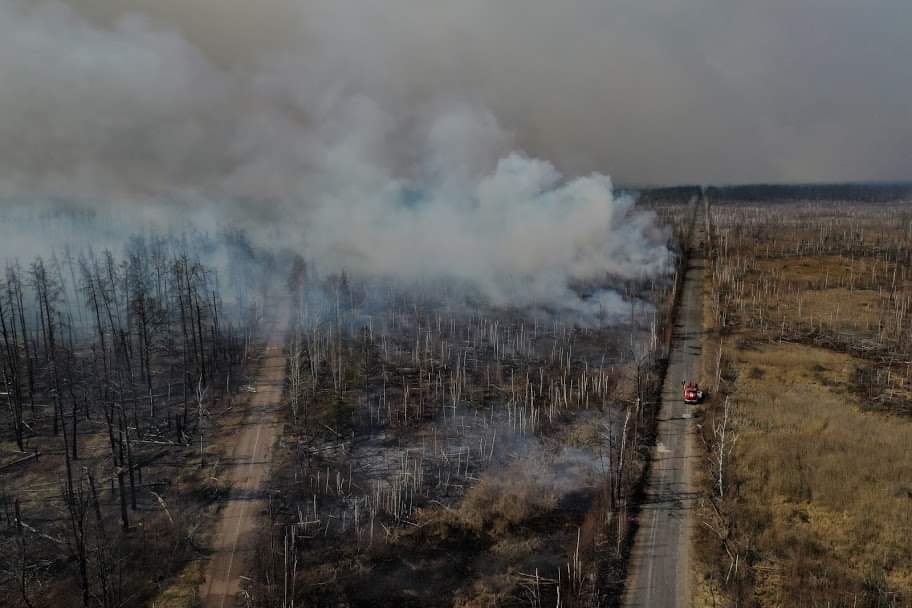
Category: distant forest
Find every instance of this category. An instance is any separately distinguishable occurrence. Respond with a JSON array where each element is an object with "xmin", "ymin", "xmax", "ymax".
[{"xmin": 634, "ymin": 182, "xmax": 912, "ymax": 204}]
